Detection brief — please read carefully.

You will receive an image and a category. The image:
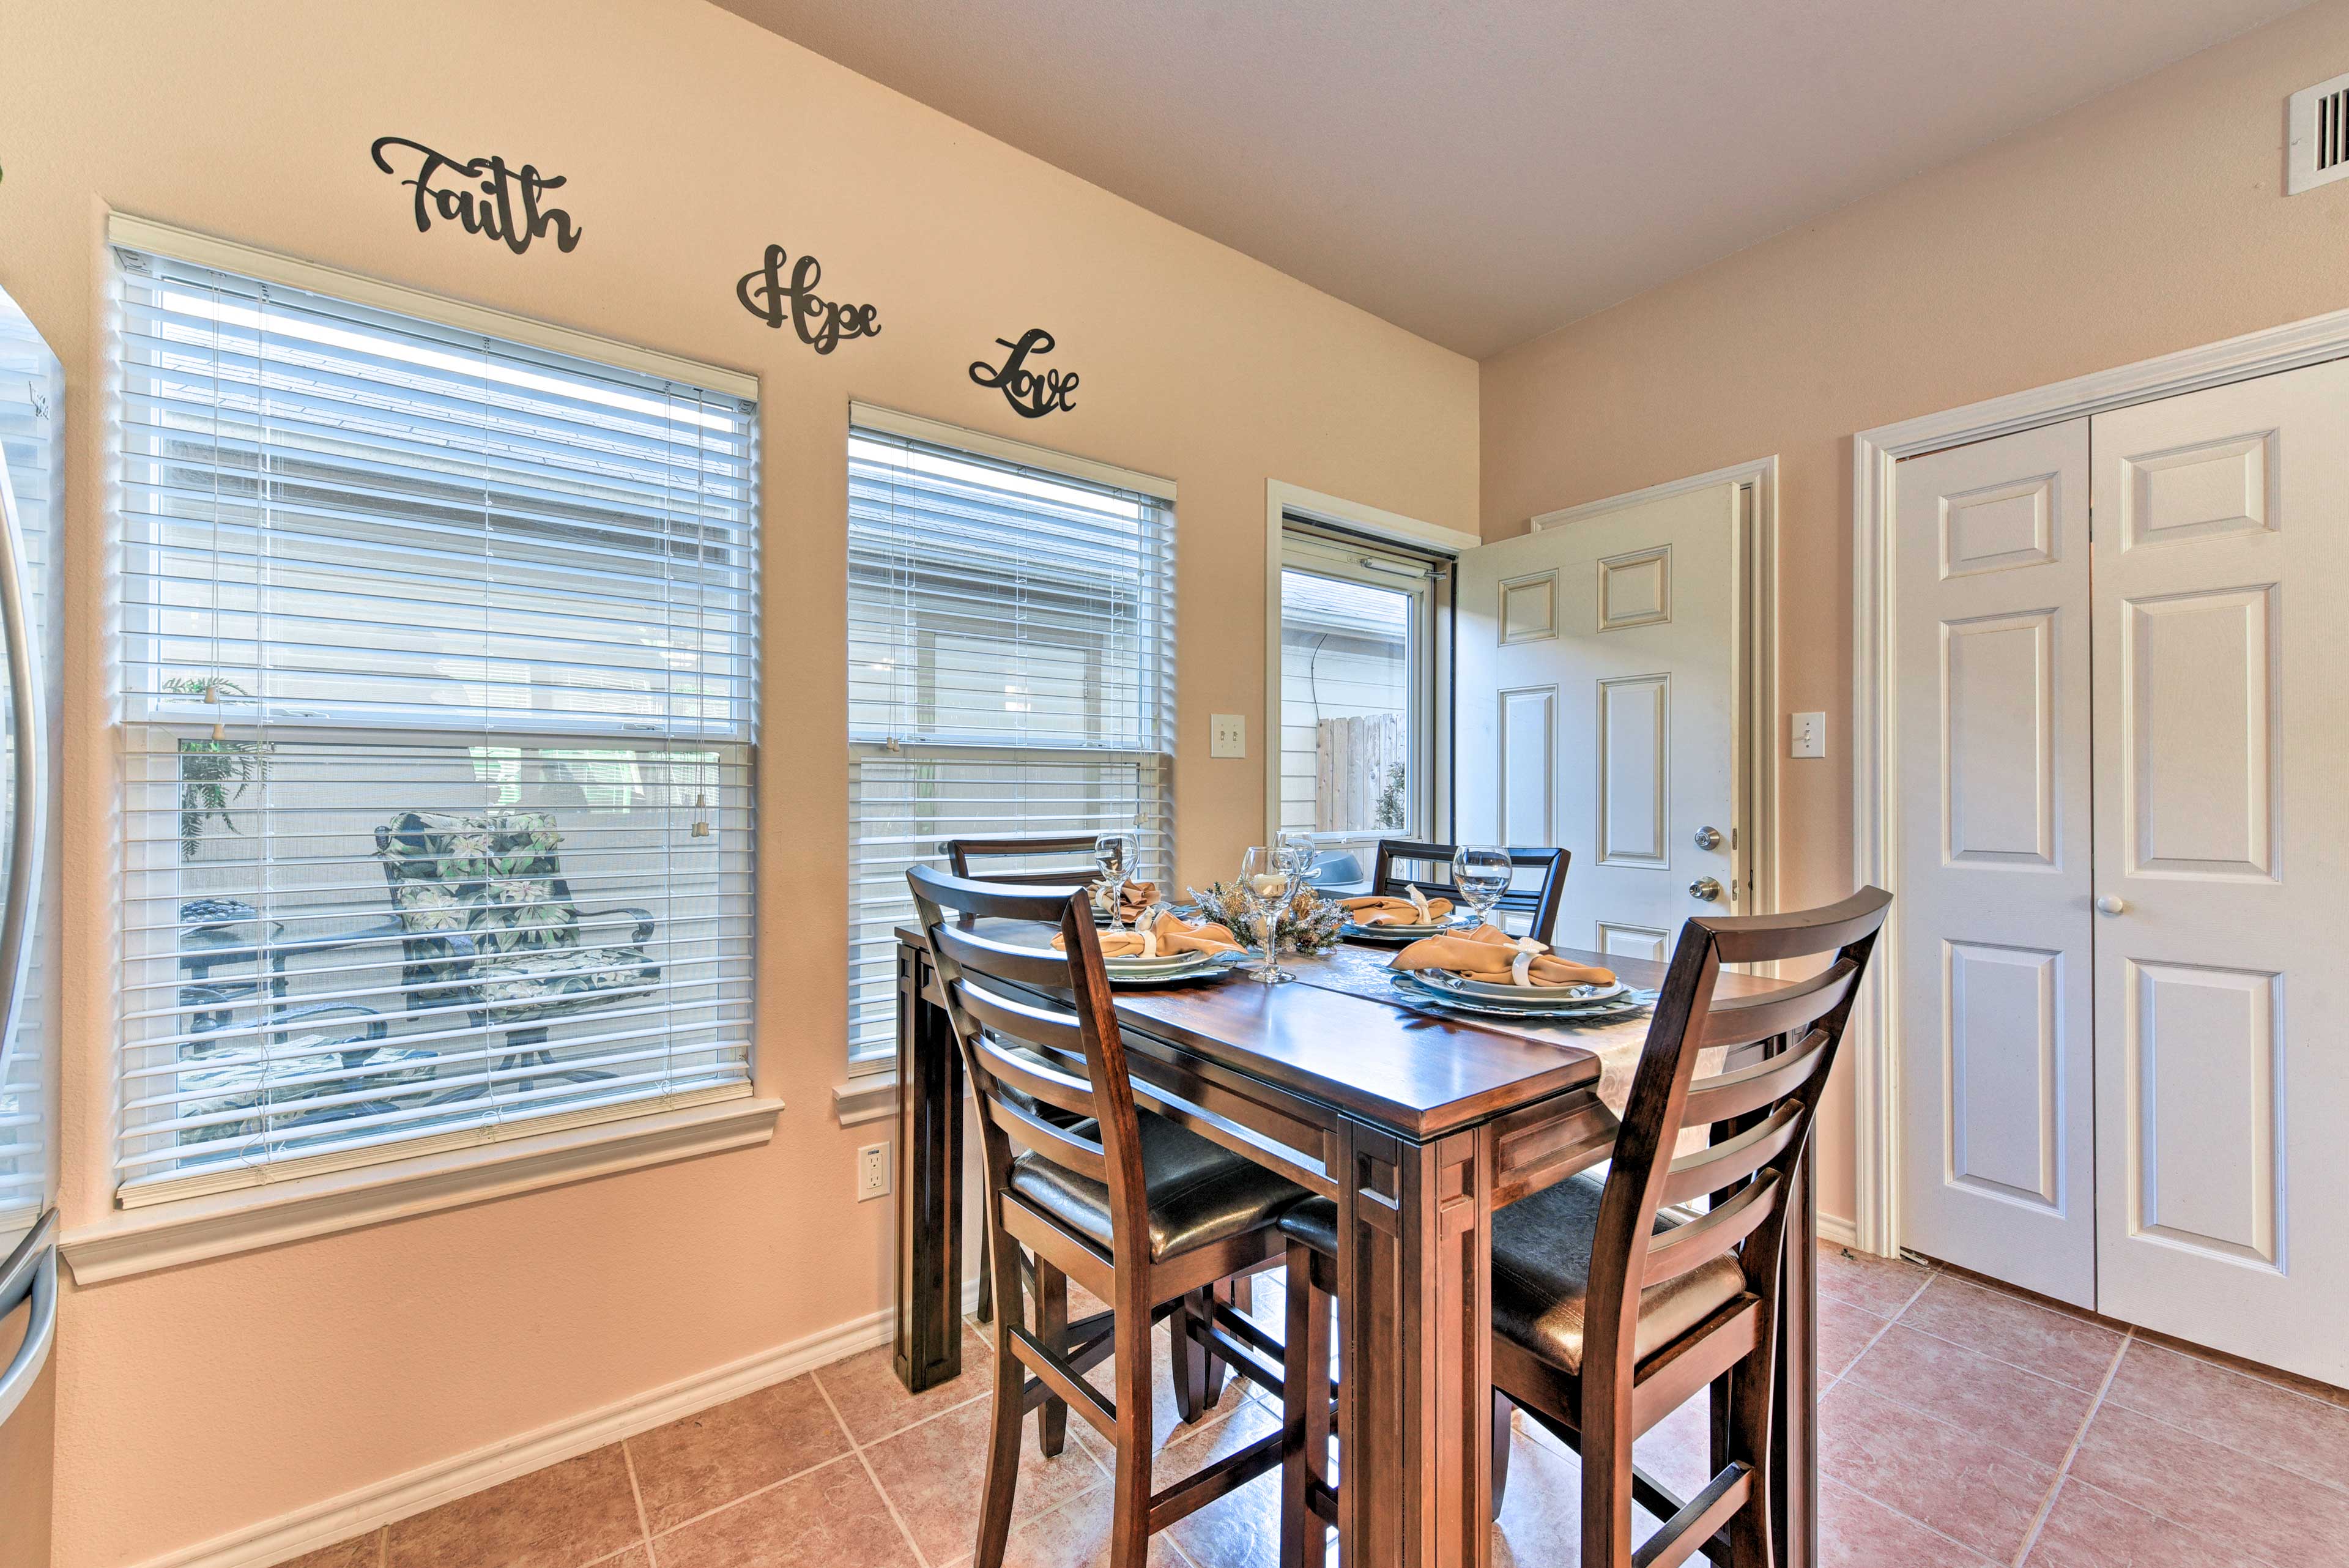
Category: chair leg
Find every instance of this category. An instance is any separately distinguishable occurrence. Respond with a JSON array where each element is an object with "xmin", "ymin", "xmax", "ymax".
[
  {"xmin": 1109, "ymin": 1306, "xmax": 1156, "ymax": 1568},
  {"xmin": 1580, "ymin": 1401, "xmax": 1638, "ymax": 1568},
  {"xmin": 1280, "ymin": 1239, "xmax": 1332, "ymax": 1568},
  {"xmin": 1201, "ymin": 1280, "xmax": 1233, "ymax": 1408},
  {"xmin": 974, "ymin": 1232, "xmax": 1028, "ymax": 1568},
  {"xmin": 1489, "ymin": 1392, "xmax": 1514, "ymax": 1522},
  {"xmin": 1167, "ymin": 1288, "xmax": 1207, "ymax": 1423},
  {"xmin": 1723, "ymin": 1347, "xmax": 1776, "ymax": 1568},
  {"xmin": 1037, "ymin": 1260, "xmax": 1070, "ymax": 1457}
]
